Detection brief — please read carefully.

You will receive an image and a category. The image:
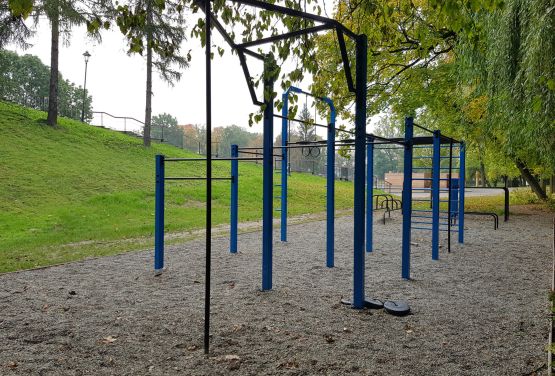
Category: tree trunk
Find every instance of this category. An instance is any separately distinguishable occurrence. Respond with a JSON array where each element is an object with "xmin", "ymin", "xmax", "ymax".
[
  {"xmin": 46, "ymin": 8, "xmax": 59, "ymax": 126},
  {"xmin": 479, "ymin": 160, "xmax": 490, "ymax": 187},
  {"xmin": 143, "ymin": 1, "xmax": 153, "ymax": 147},
  {"xmin": 515, "ymin": 159, "xmax": 548, "ymax": 200},
  {"xmin": 551, "ymin": 174, "xmax": 555, "ymax": 196}
]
